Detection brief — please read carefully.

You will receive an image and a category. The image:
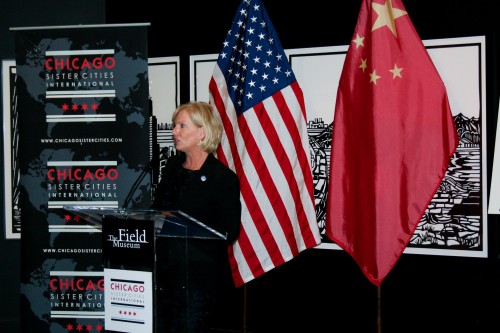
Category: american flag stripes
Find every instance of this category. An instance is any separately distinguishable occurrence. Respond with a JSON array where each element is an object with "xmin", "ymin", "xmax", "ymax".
[{"xmin": 209, "ymin": 0, "xmax": 321, "ymax": 287}]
